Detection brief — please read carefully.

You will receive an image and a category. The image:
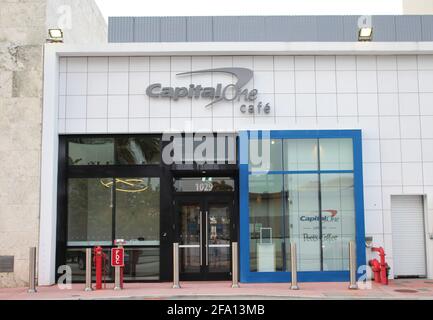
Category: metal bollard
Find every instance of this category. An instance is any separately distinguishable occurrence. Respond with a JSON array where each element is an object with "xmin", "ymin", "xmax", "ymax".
[
  {"xmin": 114, "ymin": 267, "xmax": 121, "ymax": 290},
  {"xmin": 290, "ymin": 242, "xmax": 299, "ymax": 290},
  {"xmin": 349, "ymin": 240, "xmax": 358, "ymax": 290},
  {"xmin": 84, "ymin": 248, "xmax": 93, "ymax": 291},
  {"xmin": 172, "ymin": 243, "xmax": 180, "ymax": 289},
  {"xmin": 231, "ymin": 242, "xmax": 239, "ymax": 288},
  {"xmin": 28, "ymin": 247, "xmax": 37, "ymax": 293}
]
